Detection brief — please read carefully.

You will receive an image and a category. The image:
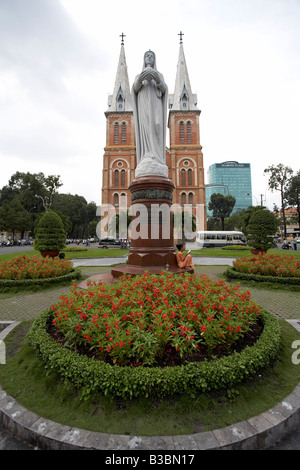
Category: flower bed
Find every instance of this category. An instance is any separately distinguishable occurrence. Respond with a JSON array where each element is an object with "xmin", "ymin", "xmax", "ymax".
[
  {"xmin": 27, "ymin": 306, "xmax": 281, "ymax": 400},
  {"xmin": 49, "ymin": 272, "xmax": 263, "ymax": 366},
  {"xmin": 226, "ymin": 253, "xmax": 300, "ymax": 286},
  {"xmin": 0, "ymin": 255, "xmax": 80, "ymax": 287},
  {"xmin": 27, "ymin": 272, "xmax": 281, "ymax": 399}
]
